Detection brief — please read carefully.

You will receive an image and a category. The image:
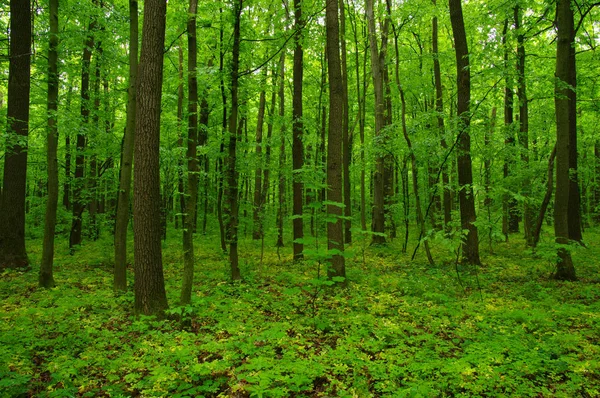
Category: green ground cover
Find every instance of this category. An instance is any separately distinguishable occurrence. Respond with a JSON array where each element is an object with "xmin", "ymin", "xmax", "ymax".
[{"xmin": 1, "ymin": 229, "xmax": 599, "ymax": 397}]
